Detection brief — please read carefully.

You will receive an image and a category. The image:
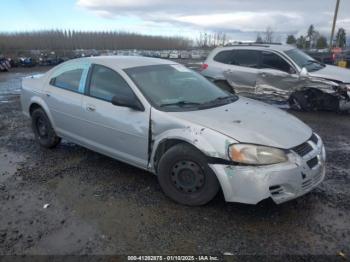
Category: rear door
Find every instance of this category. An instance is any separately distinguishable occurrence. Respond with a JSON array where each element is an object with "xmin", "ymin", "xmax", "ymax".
[
  {"xmin": 222, "ymin": 49, "xmax": 260, "ymax": 94},
  {"xmin": 204, "ymin": 49, "xmax": 235, "ymax": 79},
  {"xmin": 79, "ymin": 64, "xmax": 150, "ymax": 168},
  {"xmin": 45, "ymin": 61, "xmax": 90, "ymax": 140}
]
